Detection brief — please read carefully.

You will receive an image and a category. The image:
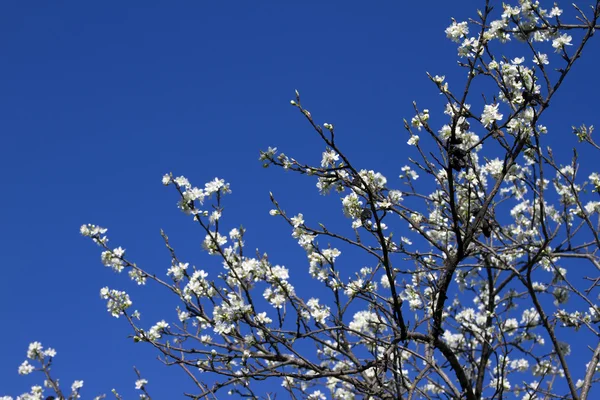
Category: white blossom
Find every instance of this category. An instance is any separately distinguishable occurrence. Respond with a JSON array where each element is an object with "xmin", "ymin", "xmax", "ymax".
[
  {"xmin": 481, "ymin": 104, "xmax": 503, "ymax": 127},
  {"xmin": 552, "ymin": 34, "xmax": 572, "ymax": 52},
  {"xmin": 18, "ymin": 361, "xmax": 34, "ymax": 375},
  {"xmin": 445, "ymin": 21, "xmax": 469, "ymax": 42},
  {"xmin": 135, "ymin": 379, "xmax": 148, "ymax": 390}
]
